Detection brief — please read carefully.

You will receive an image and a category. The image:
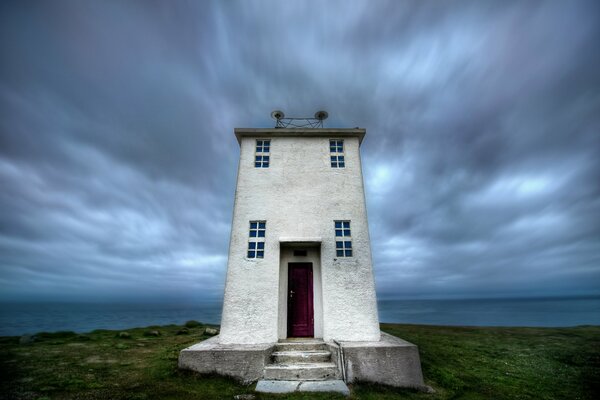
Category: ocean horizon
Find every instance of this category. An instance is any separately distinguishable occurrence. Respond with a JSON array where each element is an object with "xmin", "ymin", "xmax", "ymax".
[{"xmin": 1, "ymin": 295, "xmax": 599, "ymax": 337}]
